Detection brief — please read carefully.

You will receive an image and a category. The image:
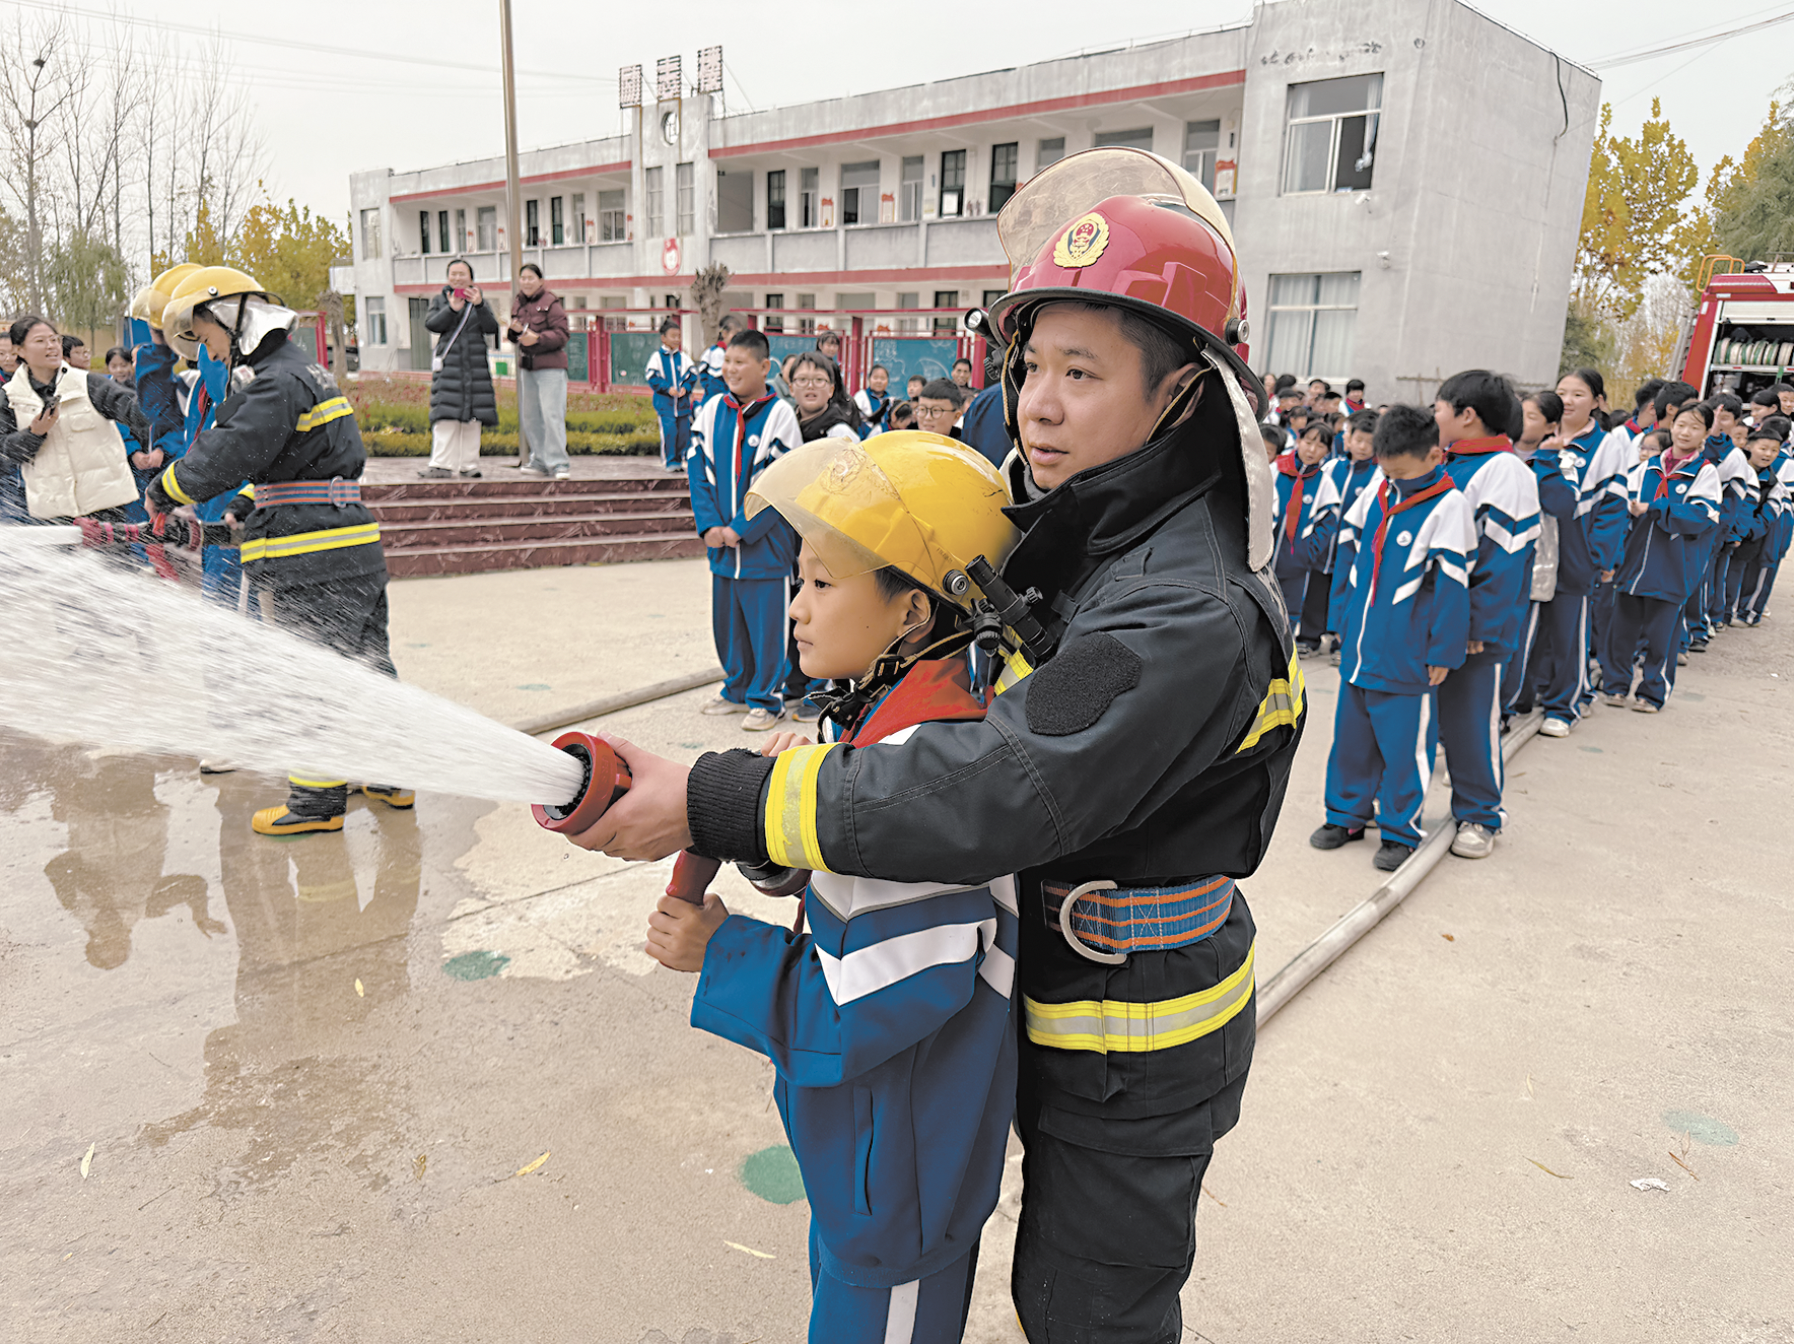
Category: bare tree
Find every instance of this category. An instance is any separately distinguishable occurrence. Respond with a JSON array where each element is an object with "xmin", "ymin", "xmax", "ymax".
[{"xmin": 0, "ymin": 10, "xmax": 76, "ymax": 311}]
